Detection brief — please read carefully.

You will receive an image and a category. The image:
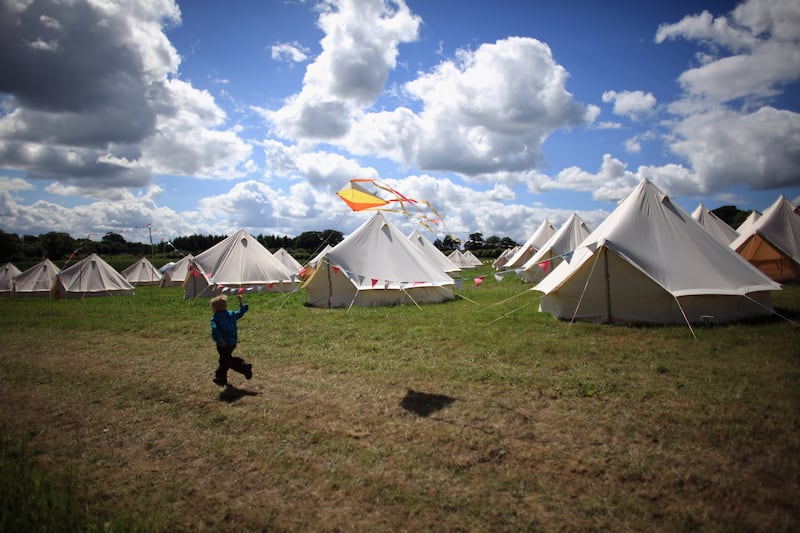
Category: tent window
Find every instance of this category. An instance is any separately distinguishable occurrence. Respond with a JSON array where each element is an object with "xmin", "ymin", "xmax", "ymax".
[{"xmin": 241, "ymin": 238, "xmax": 248, "ymax": 247}]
